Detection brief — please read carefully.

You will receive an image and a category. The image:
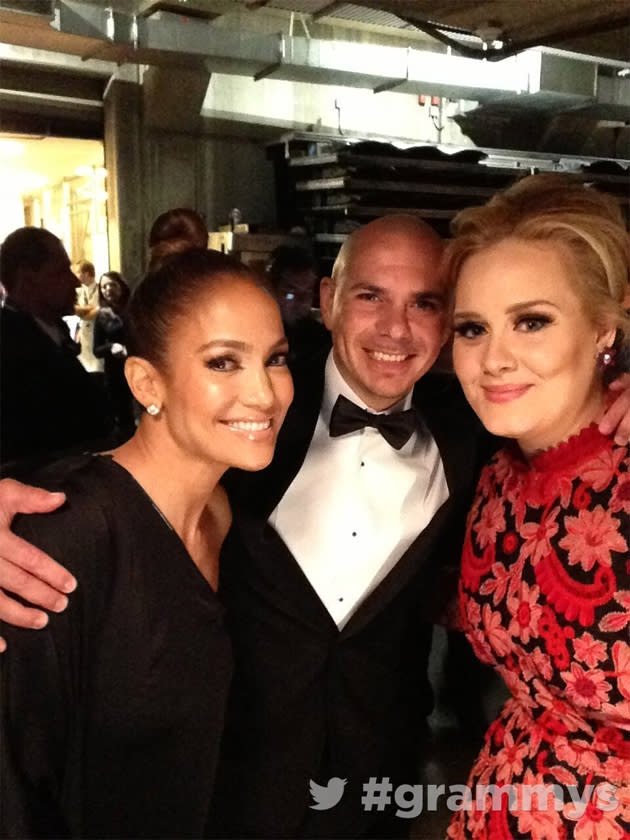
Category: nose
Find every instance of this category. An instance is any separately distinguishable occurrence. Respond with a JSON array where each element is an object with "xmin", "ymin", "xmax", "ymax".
[
  {"xmin": 242, "ymin": 364, "xmax": 275, "ymax": 411},
  {"xmin": 482, "ymin": 330, "xmax": 516, "ymax": 375},
  {"xmin": 378, "ymin": 302, "xmax": 412, "ymax": 341}
]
